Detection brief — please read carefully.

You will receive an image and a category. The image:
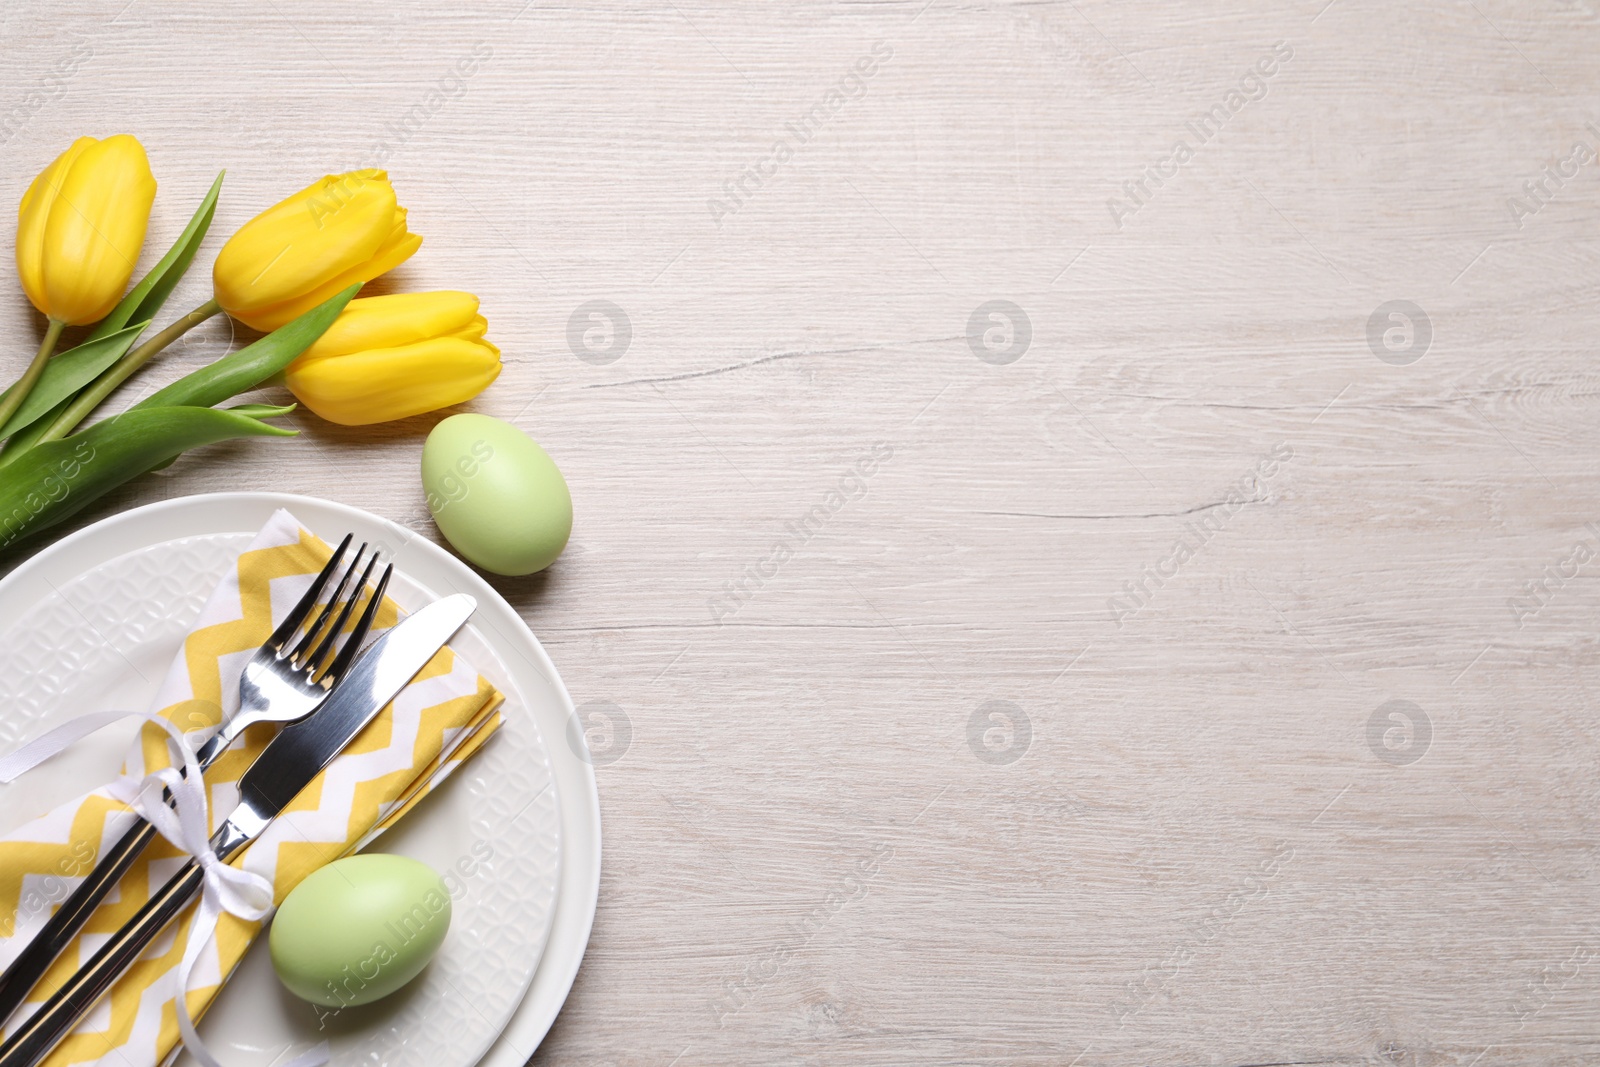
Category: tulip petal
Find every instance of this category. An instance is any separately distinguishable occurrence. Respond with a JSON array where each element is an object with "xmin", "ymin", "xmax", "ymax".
[
  {"xmin": 15, "ymin": 136, "xmax": 95, "ymax": 321},
  {"xmin": 447, "ymin": 315, "xmax": 490, "ymax": 344},
  {"xmin": 40, "ymin": 135, "xmax": 157, "ymax": 325},
  {"xmin": 230, "ymin": 229, "xmax": 422, "ymax": 332},
  {"xmin": 286, "ymin": 336, "xmax": 501, "ymax": 426},
  {"xmin": 214, "ymin": 170, "xmax": 406, "ymax": 327},
  {"xmin": 296, "ymin": 291, "xmax": 480, "ymax": 363}
]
